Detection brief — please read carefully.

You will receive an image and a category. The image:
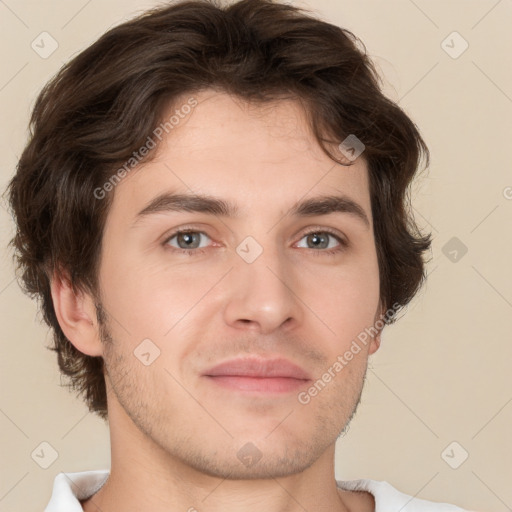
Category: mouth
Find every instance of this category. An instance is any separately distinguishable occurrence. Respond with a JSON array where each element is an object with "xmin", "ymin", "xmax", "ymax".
[{"xmin": 202, "ymin": 356, "xmax": 312, "ymax": 393}]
